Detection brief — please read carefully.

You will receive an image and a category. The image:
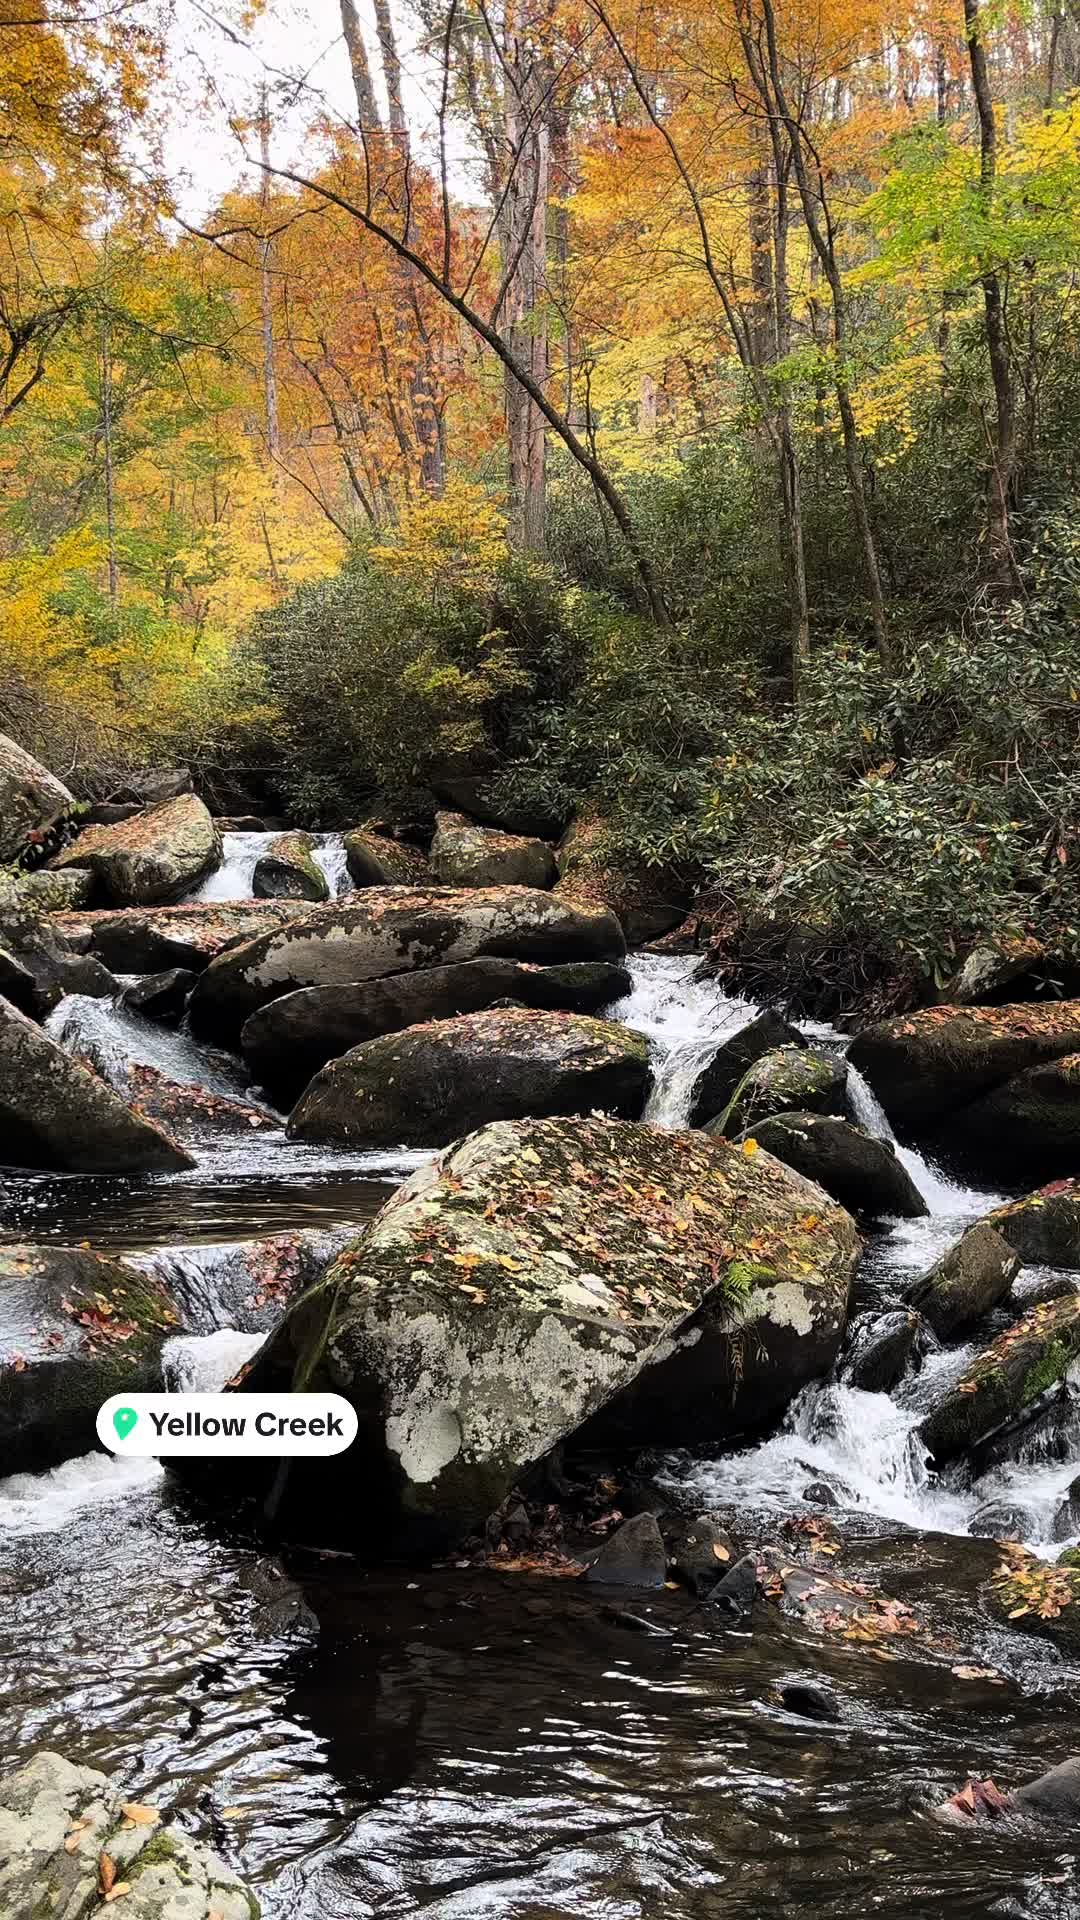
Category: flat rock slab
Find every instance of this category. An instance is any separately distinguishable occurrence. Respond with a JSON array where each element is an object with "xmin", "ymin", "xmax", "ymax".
[
  {"xmin": 55, "ymin": 899, "xmax": 310, "ymax": 973},
  {"xmin": 51, "ymin": 794, "xmax": 221, "ymax": 905},
  {"xmin": 848, "ymin": 1000, "xmax": 1080, "ymax": 1125}
]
